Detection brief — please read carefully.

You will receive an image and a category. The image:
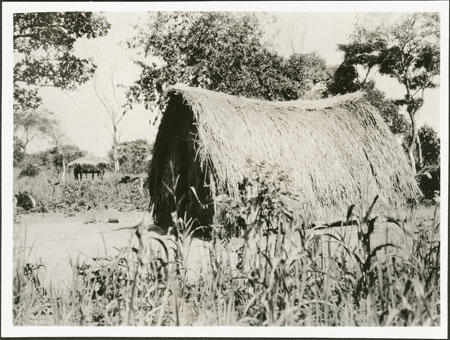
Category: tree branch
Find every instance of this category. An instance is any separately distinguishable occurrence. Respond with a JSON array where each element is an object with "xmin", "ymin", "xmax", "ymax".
[
  {"xmin": 93, "ymin": 76, "xmax": 115, "ymax": 119},
  {"xmin": 360, "ymin": 66, "xmax": 373, "ymax": 88},
  {"xmin": 13, "ymin": 33, "xmax": 40, "ymax": 41}
]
